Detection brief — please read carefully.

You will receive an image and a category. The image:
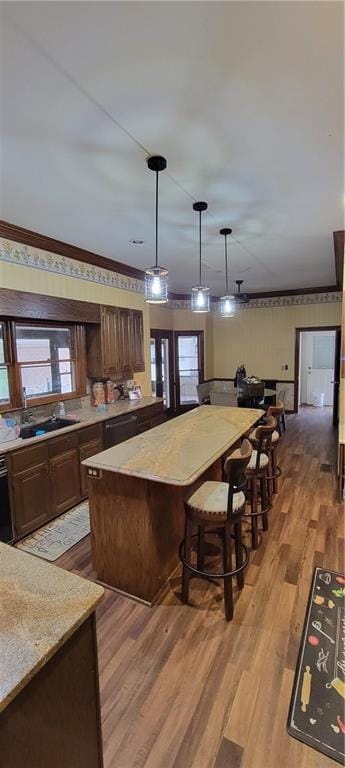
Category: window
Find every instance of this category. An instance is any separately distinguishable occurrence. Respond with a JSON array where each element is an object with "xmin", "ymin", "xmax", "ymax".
[
  {"xmin": 0, "ymin": 323, "xmax": 10, "ymax": 405},
  {"xmin": 15, "ymin": 324, "xmax": 76, "ymax": 400}
]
